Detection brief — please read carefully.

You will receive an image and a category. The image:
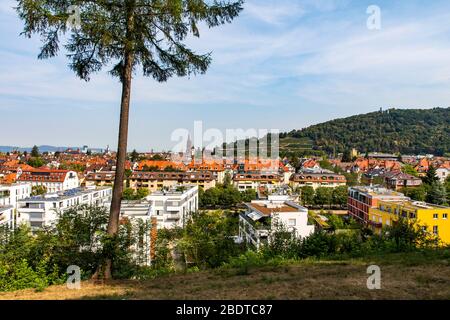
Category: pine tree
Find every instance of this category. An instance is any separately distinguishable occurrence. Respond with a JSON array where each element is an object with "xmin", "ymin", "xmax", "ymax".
[
  {"xmin": 423, "ymin": 165, "xmax": 439, "ymax": 185},
  {"xmin": 16, "ymin": 0, "xmax": 243, "ymax": 279},
  {"xmin": 427, "ymin": 181, "xmax": 447, "ymax": 205},
  {"xmin": 31, "ymin": 145, "xmax": 40, "ymax": 158},
  {"xmin": 130, "ymin": 149, "xmax": 139, "ymax": 162}
]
